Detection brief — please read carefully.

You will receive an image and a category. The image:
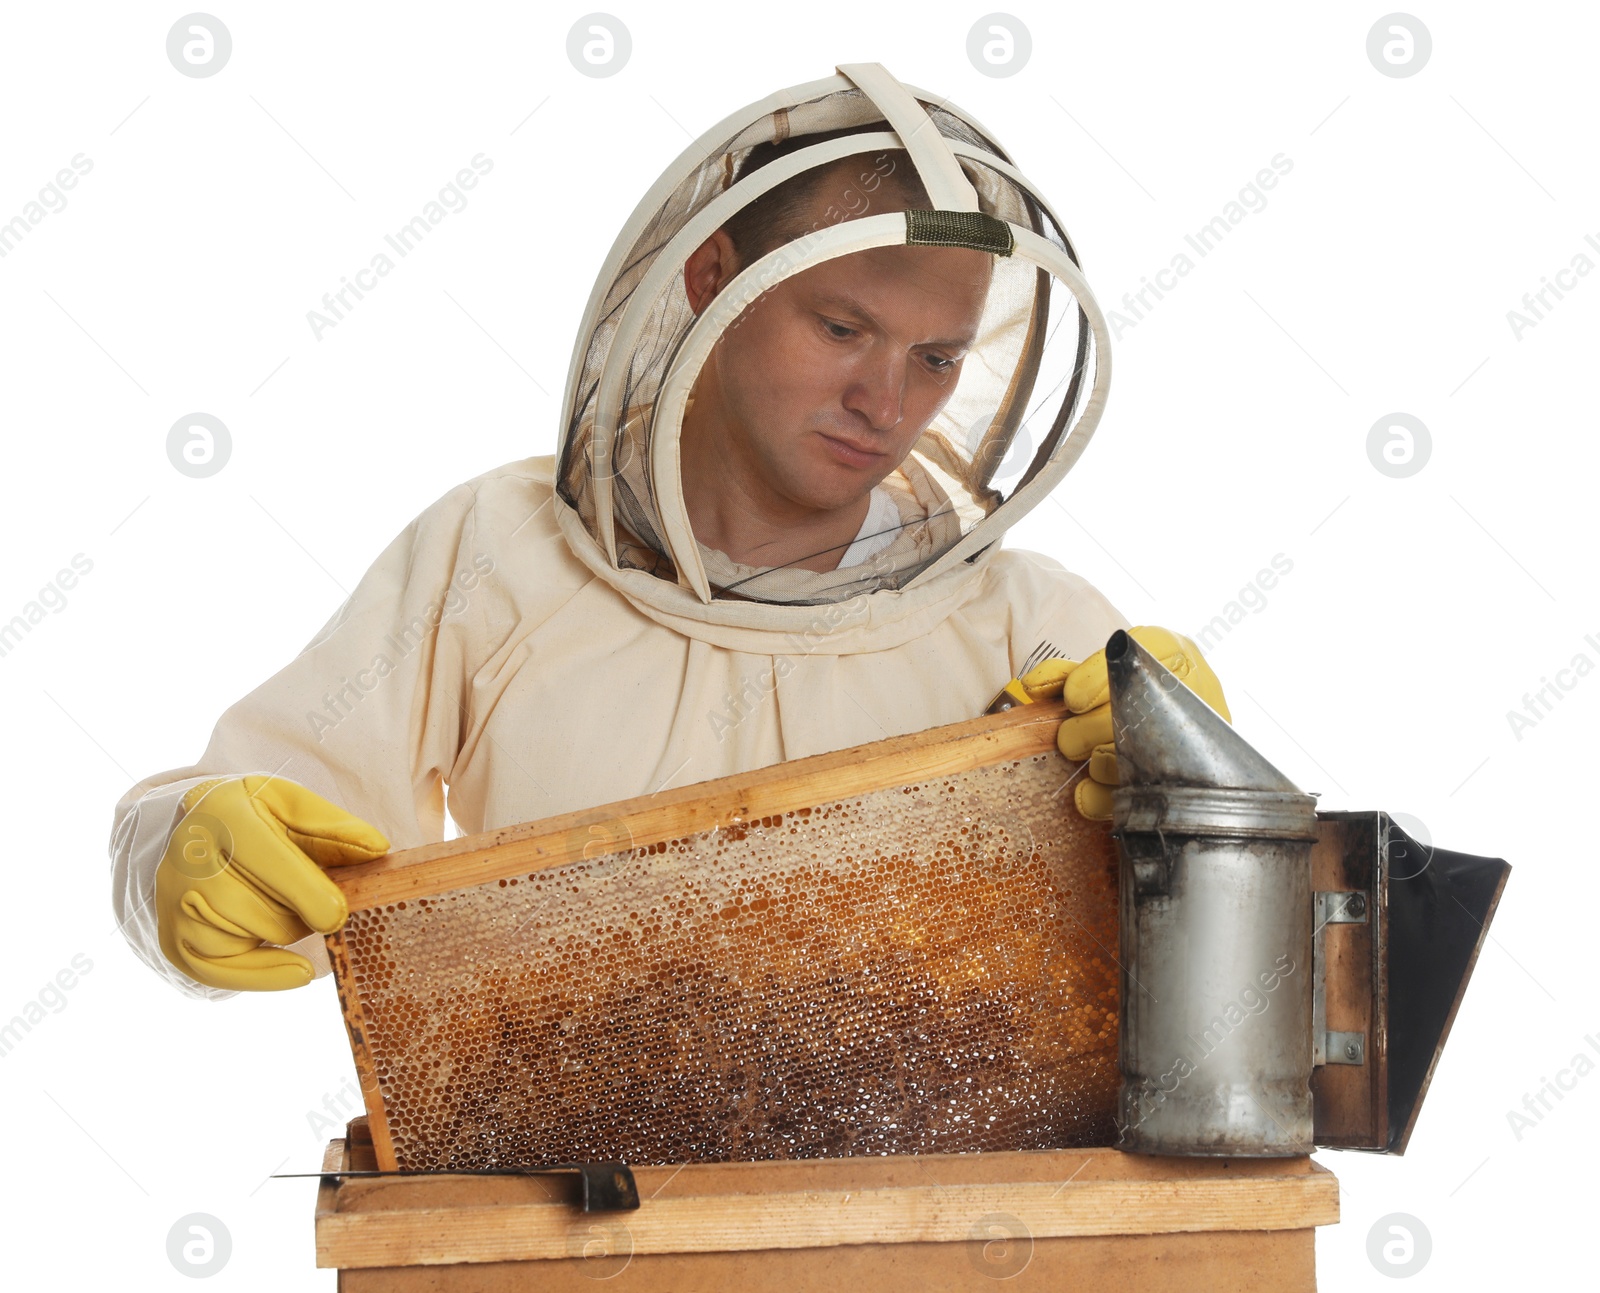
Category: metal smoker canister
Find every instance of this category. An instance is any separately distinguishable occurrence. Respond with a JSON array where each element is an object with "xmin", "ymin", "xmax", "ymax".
[{"xmin": 1106, "ymin": 631, "xmax": 1321, "ymax": 1156}]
